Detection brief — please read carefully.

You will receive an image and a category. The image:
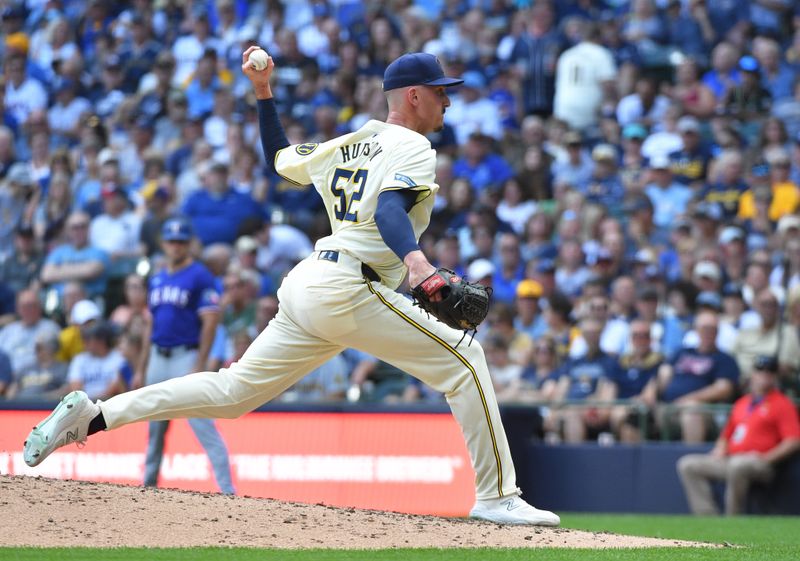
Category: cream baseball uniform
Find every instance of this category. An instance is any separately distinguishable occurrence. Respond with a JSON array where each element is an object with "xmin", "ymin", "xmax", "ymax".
[{"xmin": 98, "ymin": 119, "xmax": 518, "ymax": 501}]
